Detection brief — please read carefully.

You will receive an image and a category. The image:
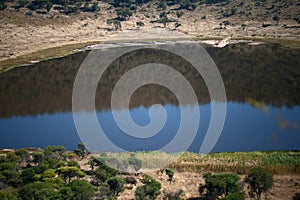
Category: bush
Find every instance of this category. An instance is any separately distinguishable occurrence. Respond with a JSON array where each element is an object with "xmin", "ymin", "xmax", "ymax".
[
  {"xmin": 221, "ymin": 192, "xmax": 245, "ymax": 200},
  {"xmin": 245, "ymin": 167, "xmax": 273, "ymax": 199},
  {"xmin": 19, "ymin": 182, "xmax": 60, "ymax": 200},
  {"xmin": 95, "ymin": 165, "xmax": 118, "ymax": 183},
  {"xmin": 135, "ymin": 174, "xmax": 161, "ymax": 200},
  {"xmin": 199, "ymin": 173, "xmax": 242, "ymax": 199},
  {"xmin": 165, "ymin": 168, "xmax": 174, "ymax": 183},
  {"xmin": 0, "ymin": 0, "xmax": 7, "ymax": 10},
  {"xmin": 136, "ymin": 21, "xmax": 145, "ymax": 27},
  {"xmin": 128, "ymin": 156, "xmax": 142, "ymax": 172},
  {"xmin": 107, "ymin": 177, "xmax": 126, "ymax": 196},
  {"xmin": 69, "ymin": 179, "xmax": 95, "ymax": 200},
  {"xmin": 17, "ymin": 0, "xmax": 30, "ymax": 7}
]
